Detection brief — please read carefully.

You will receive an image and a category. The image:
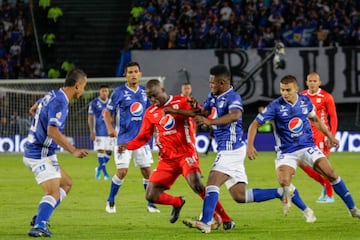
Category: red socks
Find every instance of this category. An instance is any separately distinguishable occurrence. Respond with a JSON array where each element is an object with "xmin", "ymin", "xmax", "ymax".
[{"xmin": 302, "ymin": 165, "xmax": 333, "ymax": 197}]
